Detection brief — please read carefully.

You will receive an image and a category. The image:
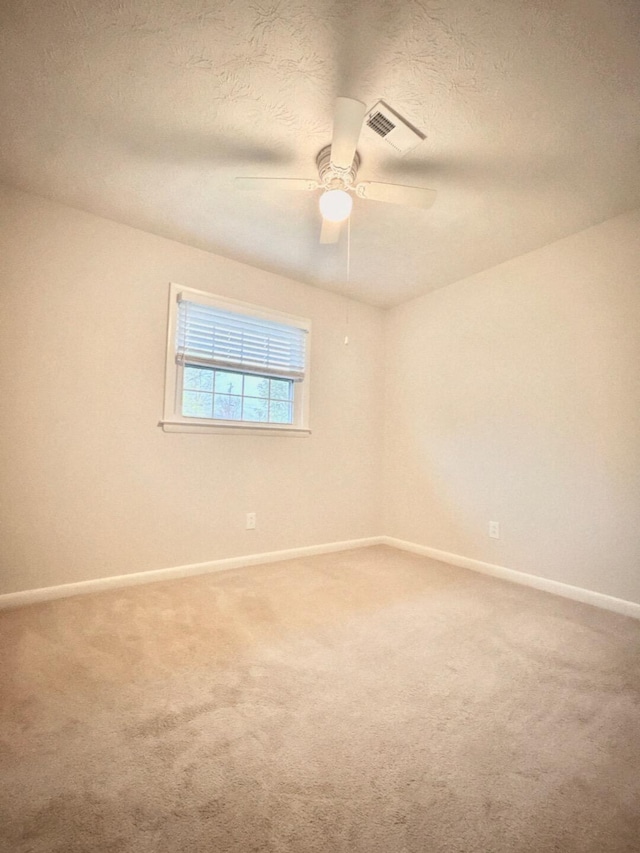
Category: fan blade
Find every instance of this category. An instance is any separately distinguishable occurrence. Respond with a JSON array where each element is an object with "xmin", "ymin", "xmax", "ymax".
[
  {"xmin": 236, "ymin": 177, "xmax": 318, "ymax": 191},
  {"xmin": 355, "ymin": 181, "xmax": 437, "ymax": 208},
  {"xmin": 319, "ymin": 218, "xmax": 341, "ymax": 244},
  {"xmin": 331, "ymin": 97, "xmax": 367, "ymax": 170}
]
